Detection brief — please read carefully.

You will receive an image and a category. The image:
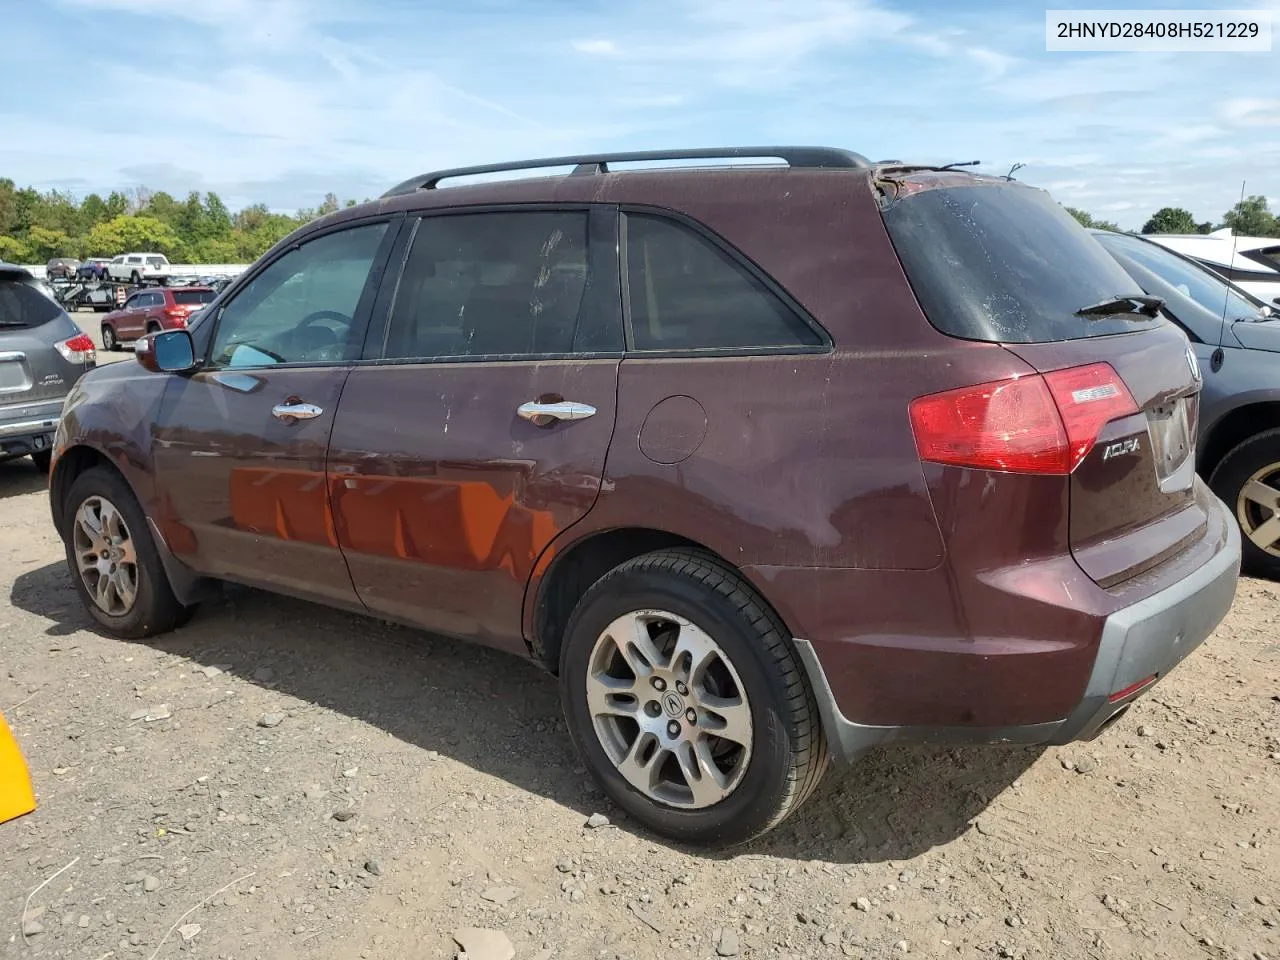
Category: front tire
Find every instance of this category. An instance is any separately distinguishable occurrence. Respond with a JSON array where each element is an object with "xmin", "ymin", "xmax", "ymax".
[
  {"xmin": 61, "ymin": 466, "xmax": 193, "ymax": 638},
  {"xmin": 101, "ymin": 324, "xmax": 118, "ymax": 351},
  {"xmin": 559, "ymin": 549, "xmax": 827, "ymax": 846}
]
